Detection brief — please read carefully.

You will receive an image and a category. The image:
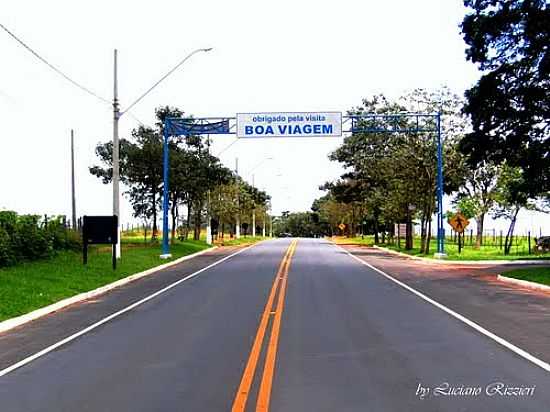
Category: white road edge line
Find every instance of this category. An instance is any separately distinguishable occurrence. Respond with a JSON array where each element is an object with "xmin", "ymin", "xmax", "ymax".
[
  {"xmin": 0, "ymin": 243, "xmax": 258, "ymax": 378},
  {"xmin": 333, "ymin": 243, "xmax": 550, "ymax": 373}
]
